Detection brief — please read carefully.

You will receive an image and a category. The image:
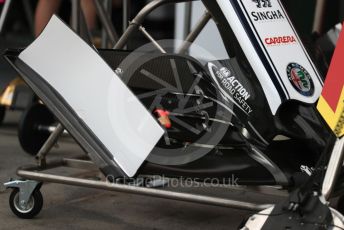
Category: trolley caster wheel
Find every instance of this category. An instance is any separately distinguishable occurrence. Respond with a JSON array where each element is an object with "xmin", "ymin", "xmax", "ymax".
[
  {"xmin": 9, "ymin": 188, "xmax": 43, "ymax": 219},
  {"xmin": 18, "ymin": 103, "xmax": 55, "ymax": 155},
  {"xmin": 0, "ymin": 105, "xmax": 5, "ymax": 125}
]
